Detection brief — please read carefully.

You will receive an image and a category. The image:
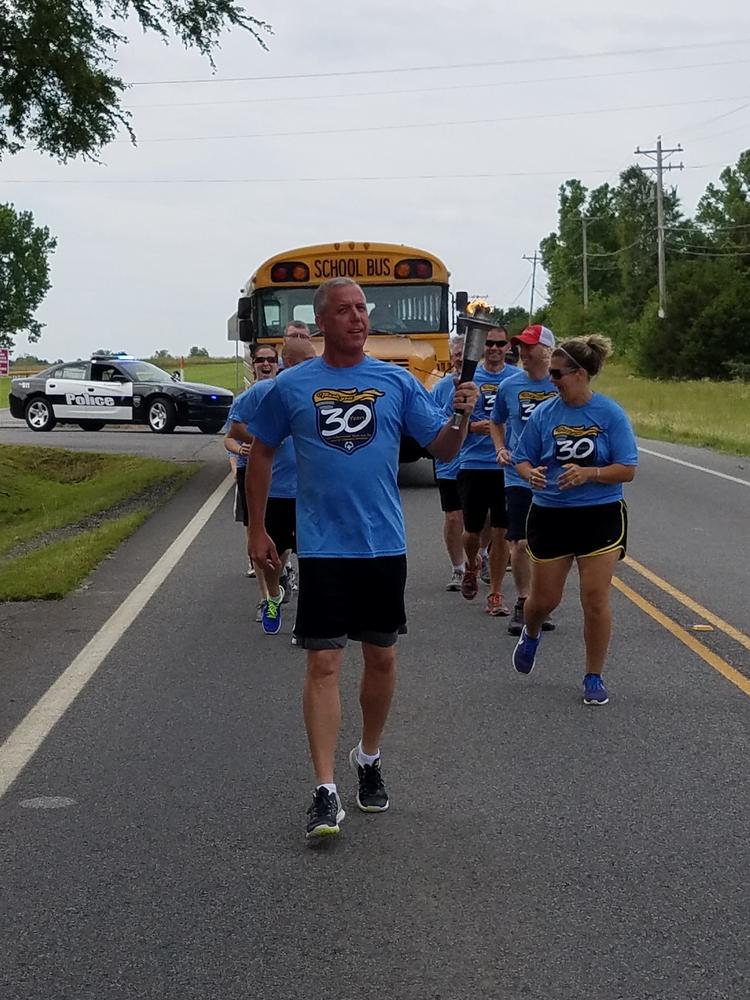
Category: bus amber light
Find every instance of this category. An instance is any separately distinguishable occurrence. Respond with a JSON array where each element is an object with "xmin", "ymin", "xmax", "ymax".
[
  {"xmin": 395, "ymin": 262, "xmax": 411, "ymax": 279},
  {"xmin": 292, "ymin": 264, "xmax": 310, "ymax": 281}
]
